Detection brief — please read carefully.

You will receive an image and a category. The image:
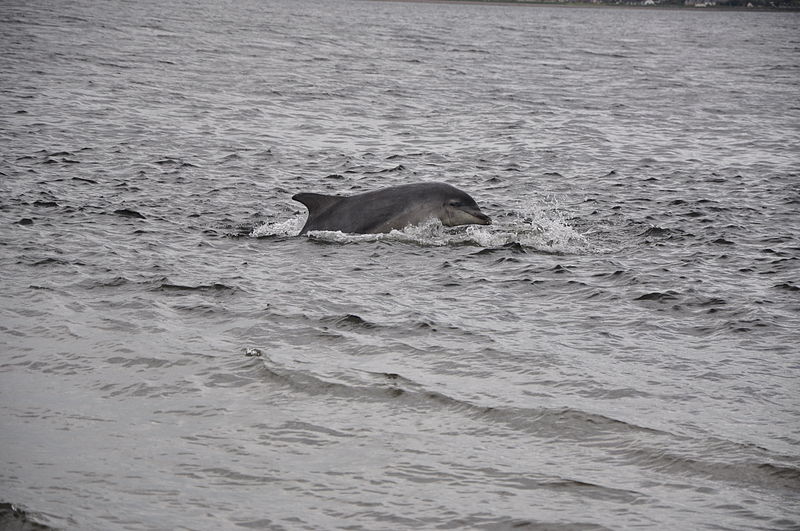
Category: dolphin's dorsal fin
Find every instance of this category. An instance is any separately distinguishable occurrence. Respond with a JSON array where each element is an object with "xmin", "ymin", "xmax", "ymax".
[
  {"xmin": 292, "ymin": 193, "xmax": 342, "ymax": 214},
  {"xmin": 293, "ymin": 192, "xmax": 346, "ymax": 234}
]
